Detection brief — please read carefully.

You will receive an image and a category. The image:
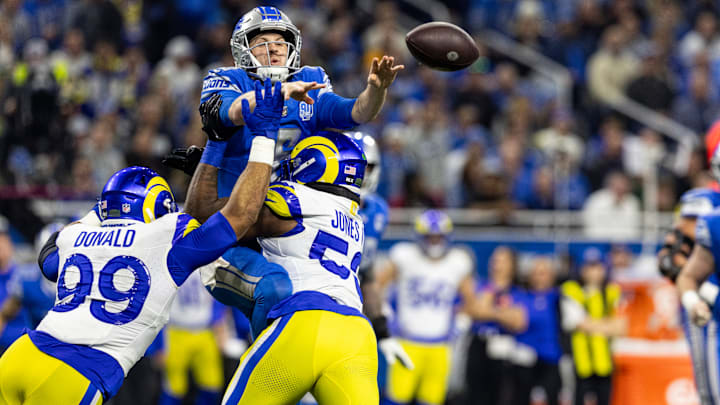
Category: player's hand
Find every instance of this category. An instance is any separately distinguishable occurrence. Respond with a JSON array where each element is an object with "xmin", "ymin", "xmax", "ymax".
[
  {"xmin": 241, "ymin": 78, "xmax": 284, "ymax": 141},
  {"xmin": 199, "ymin": 93, "xmax": 241, "ymax": 142},
  {"xmin": 367, "ymin": 55, "xmax": 404, "ymax": 90},
  {"xmin": 379, "ymin": 337, "xmax": 414, "ymax": 370},
  {"xmin": 281, "ymin": 81, "xmax": 326, "ymax": 104},
  {"xmin": 691, "ymin": 300, "xmax": 712, "ymax": 326},
  {"xmin": 162, "ymin": 145, "xmax": 204, "ymax": 176}
]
